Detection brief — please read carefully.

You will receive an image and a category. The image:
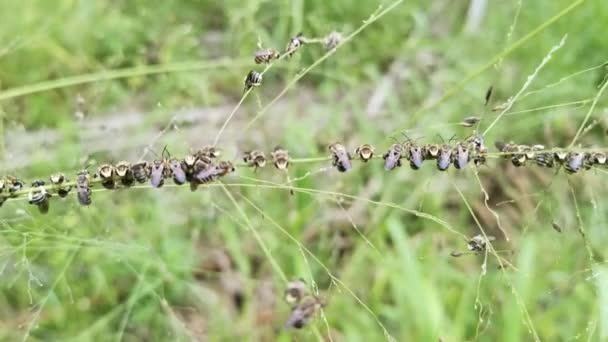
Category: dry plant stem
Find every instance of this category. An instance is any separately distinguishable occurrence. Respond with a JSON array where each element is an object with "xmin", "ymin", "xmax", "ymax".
[
  {"xmin": 568, "ymin": 180, "xmax": 594, "ymax": 263},
  {"xmin": 482, "ymin": 34, "xmax": 567, "ymax": 136},
  {"xmin": 243, "ymin": 0, "xmax": 405, "ymax": 131},
  {"xmin": 0, "ymin": 104, "xmax": 6, "ymax": 176},
  {"xmin": 569, "ymin": 72, "xmax": 608, "ymax": 148},
  {"xmin": 471, "ymin": 169, "xmax": 510, "ymax": 242},
  {"xmin": 520, "ymin": 59, "xmax": 608, "ymax": 100},
  {"xmin": 0, "ymin": 58, "xmax": 250, "ymax": 101},
  {"xmin": 389, "ymin": 0, "xmax": 585, "ymax": 137},
  {"xmin": 218, "ymin": 182, "xmax": 288, "ymax": 283},
  {"xmin": 237, "ymin": 193, "xmax": 396, "ymax": 342},
  {"xmin": 452, "ymin": 182, "xmax": 540, "ymax": 342},
  {"xmin": 22, "ymin": 245, "xmax": 81, "ymax": 342}
]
